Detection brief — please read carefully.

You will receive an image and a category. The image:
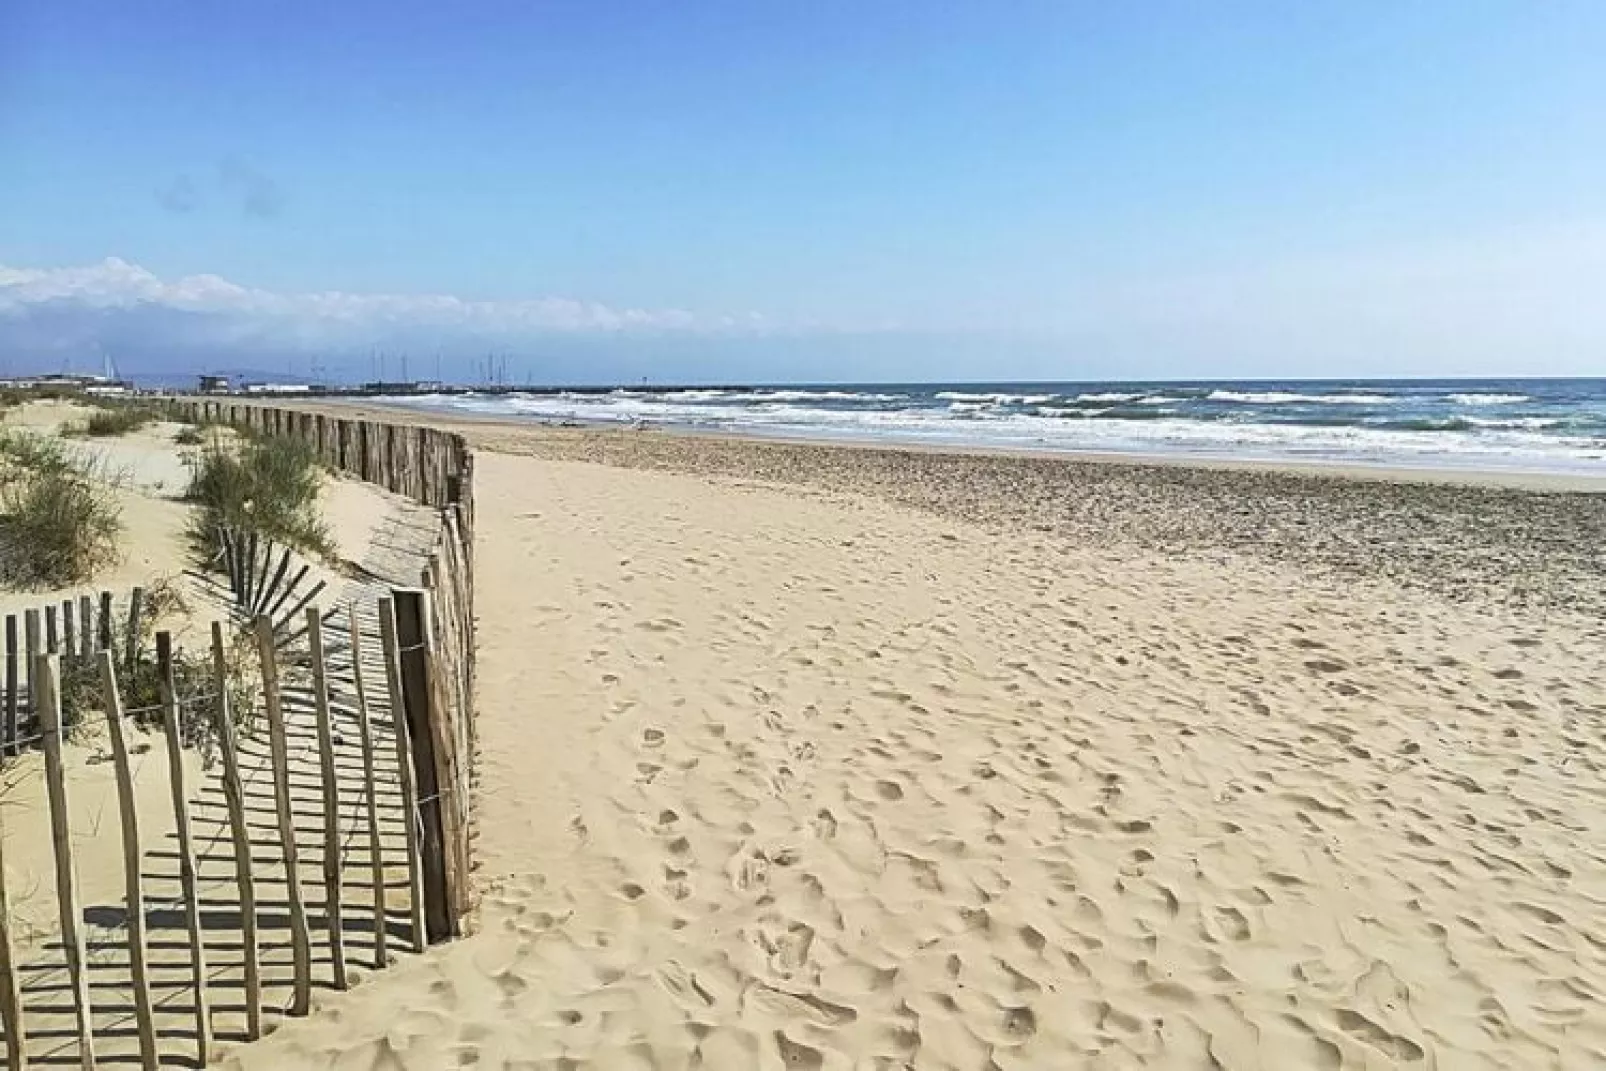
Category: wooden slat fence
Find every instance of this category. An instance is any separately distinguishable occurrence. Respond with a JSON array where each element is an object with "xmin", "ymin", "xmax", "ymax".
[
  {"xmin": 164, "ymin": 398, "xmax": 476, "ymax": 935},
  {"xmin": 1, "ymin": 588, "xmax": 151, "ymax": 759},
  {"xmin": 0, "ymin": 594, "xmax": 444, "ymax": 1066}
]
